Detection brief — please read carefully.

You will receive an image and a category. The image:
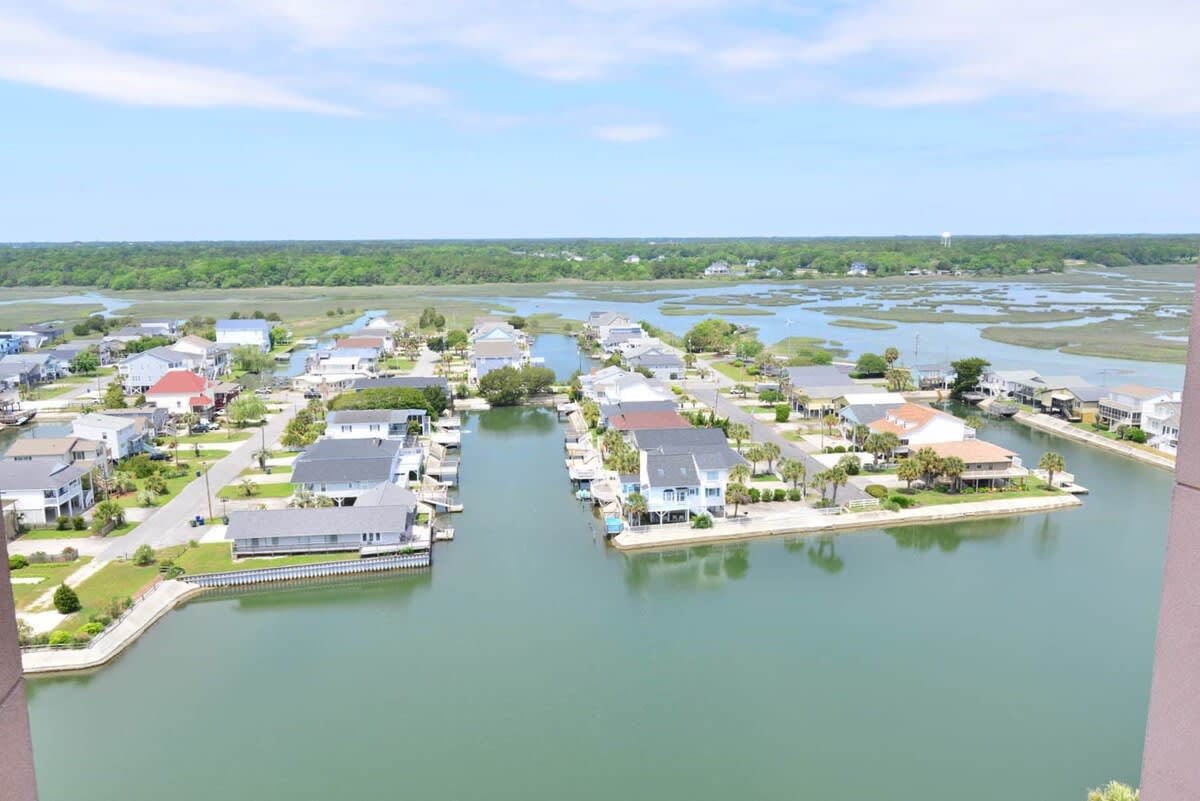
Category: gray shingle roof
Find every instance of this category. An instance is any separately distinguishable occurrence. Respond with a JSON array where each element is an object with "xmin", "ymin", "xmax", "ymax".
[
  {"xmin": 225, "ymin": 505, "xmax": 412, "ymax": 541},
  {"xmin": 0, "ymin": 460, "xmax": 85, "ymax": 490},
  {"xmin": 291, "ymin": 438, "xmax": 404, "ymax": 484},
  {"xmin": 646, "ymin": 453, "xmax": 699, "ymax": 488},
  {"xmin": 784, "ymin": 365, "xmax": 851, "ymax": 387},
  {"xmin": 631, "ymin": 427, "xmax": 746, "ymax": 470},
  {"xmin": 327, "ymin": 409, "xmax": 426, "ymax": 425}
]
